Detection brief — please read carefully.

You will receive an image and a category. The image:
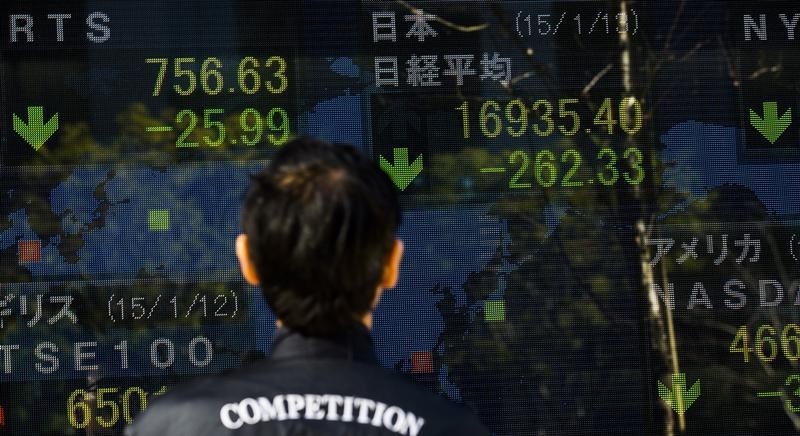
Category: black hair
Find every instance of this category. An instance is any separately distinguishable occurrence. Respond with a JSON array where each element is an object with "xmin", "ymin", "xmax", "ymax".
[{"xmin": 241, "ymin": 137, "xmax": 401, "ymax": 337}]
